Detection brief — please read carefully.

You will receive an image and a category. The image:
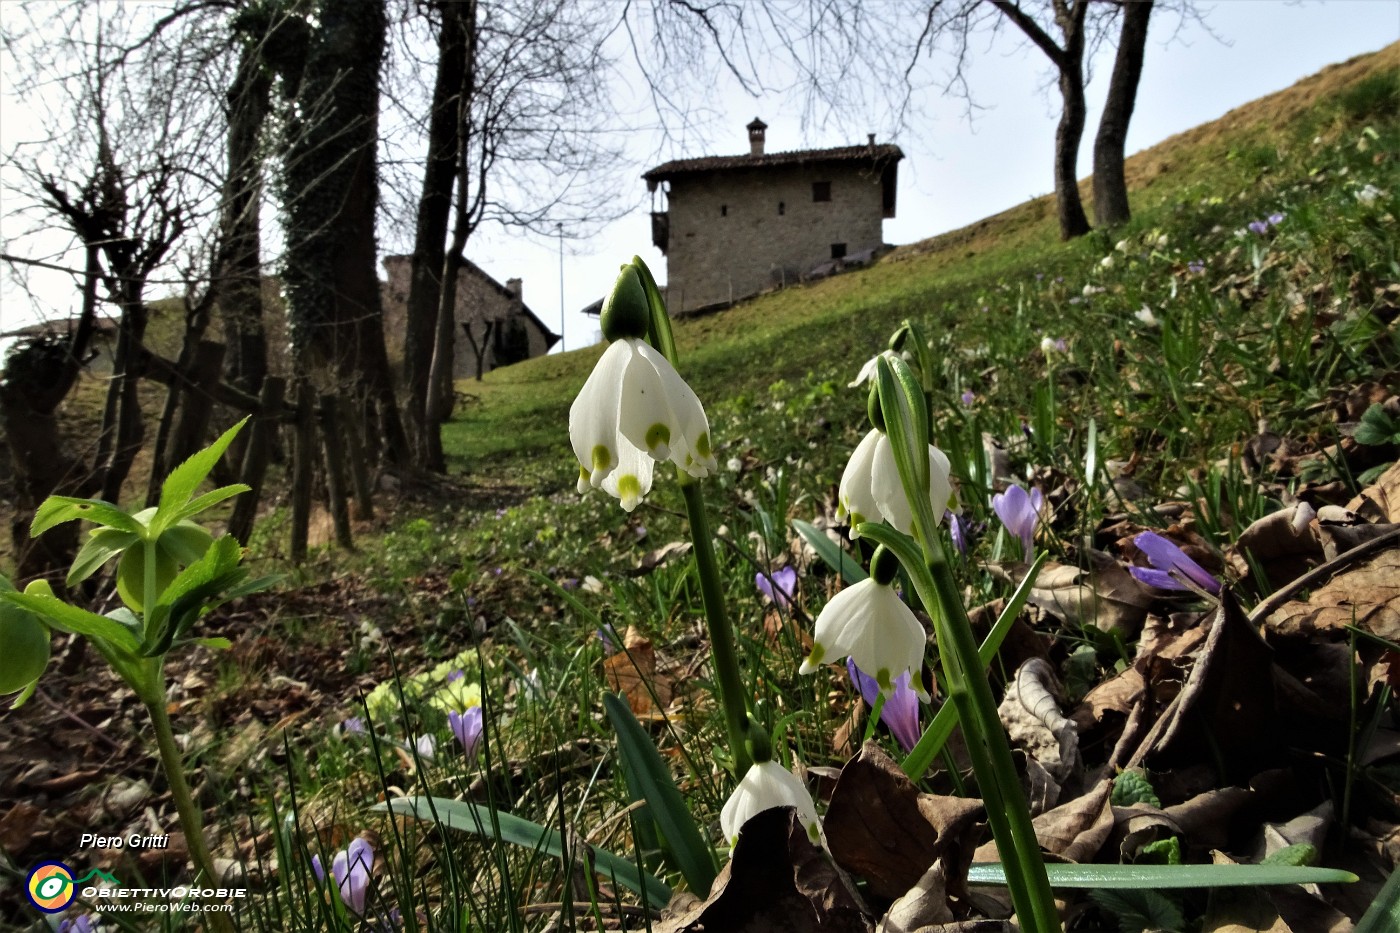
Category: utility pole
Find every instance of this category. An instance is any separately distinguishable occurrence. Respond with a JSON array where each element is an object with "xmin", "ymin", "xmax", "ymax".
[{"xmin": 556, "ymin": 222, "xmax": 565, "ymax": 353}]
